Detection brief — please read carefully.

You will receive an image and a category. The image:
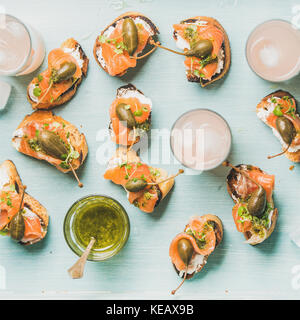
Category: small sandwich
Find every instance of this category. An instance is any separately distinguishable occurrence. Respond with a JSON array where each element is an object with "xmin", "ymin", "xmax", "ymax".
[
  {"xmin": 0, "ymin": 160, "xmax": 49, "ymax": 245},
  {"xmin": 94, "ymin": 11, "xmax": 159, "ymax": 76},
  {"xmin": 172, "ymin": 16, "xmax": 231, "ymax": 87},
  {"xmin": 104, "ymin": 147, "xmax": 183, "ymax": 213},
  {"xmin": 109, "ymin": 84, "xmax": 152, "ymax": 146},
  {"xmin": 224, "ymin": 161, "xmax": 278, "ymax": 245},
  {"xmin": 169, "ymin": 214, "xmax": 223, "ymax": 295},
  {"xmin": 256, "ymin": 90, "xmax": 300, "ymax": 162},
  {"xmin": 27, "ymin": 38, "xmax": 89, "ymax": 110},
  {"xmin": 12, "ymin": 110, "xmax": 88, "ymax": 187}
]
